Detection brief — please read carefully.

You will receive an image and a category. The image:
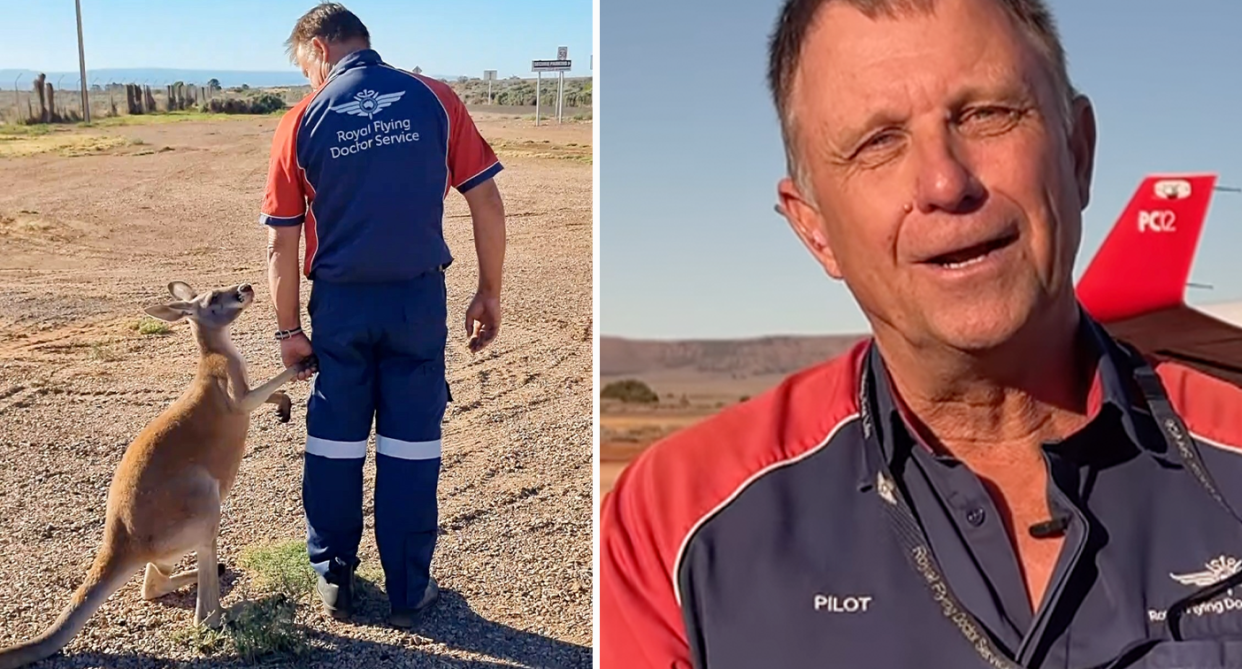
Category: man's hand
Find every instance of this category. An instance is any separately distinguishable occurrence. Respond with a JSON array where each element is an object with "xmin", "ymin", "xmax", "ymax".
[
  {"xmin": 461, "ymin": 178, "xmax": 505, "ymax": 353},
  {"xmin": 281, "ymin": 333, "xmax": 317, "ymax": 381},
  {"xmin": 465, "ymin": 291, "xmax": 501, "ymax": 353}
]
